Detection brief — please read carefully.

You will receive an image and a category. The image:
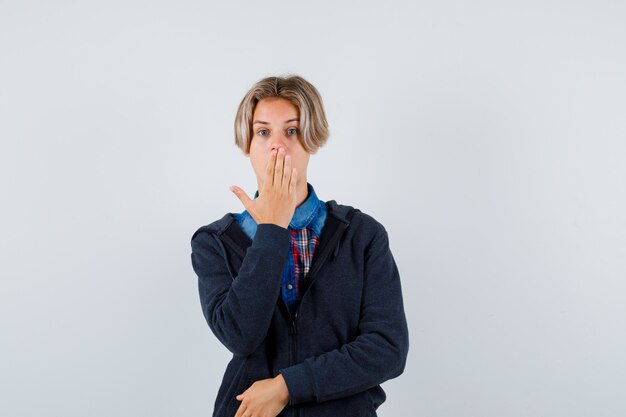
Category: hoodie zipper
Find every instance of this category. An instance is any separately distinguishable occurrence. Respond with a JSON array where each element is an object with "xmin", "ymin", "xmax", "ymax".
[
  {"xmin": 287, "ymin": 218, "xmax": 348, "ymax": 417},
  {"xmin": 284, "ymin": 217, "xmax": 349, "ymax": 362}
]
